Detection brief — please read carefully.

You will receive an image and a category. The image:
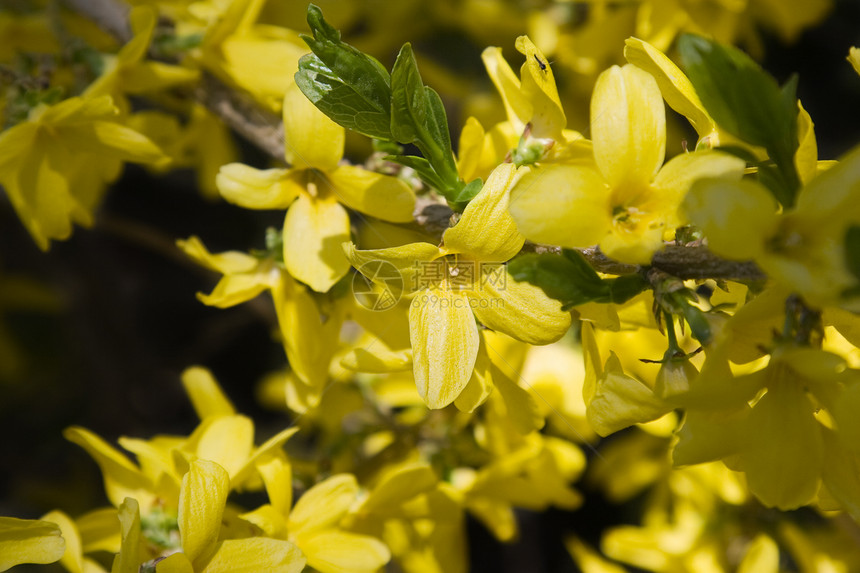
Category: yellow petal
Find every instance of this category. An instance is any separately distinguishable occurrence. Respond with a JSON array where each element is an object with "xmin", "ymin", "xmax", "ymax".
[
  {"xmin": 77, "ymin": 508, "xmax": 121, "ymax": 554},
  {"xmin": 113, "ymin": 498, "xmax": 142, "ymax": 573},
  {"xmin": 361, "ymin": 464, "xmax": 438, "ymax": 515},
  {"xmin": 327, "ymin": 164, "xmax": 415, "ymax": 222},
  {"xmin": 454, "ymin": 336, "xmax": 494, "ymax": 413},
  {"xmin": 283, "ymin": 194, "xmax": 351, "ymax": 292},
  {"xmin": 0, "ymin": 517, "xmax": 65, "ymax": 571},
  {"xmin": 176, "ymin": 236, "xmax": 260, "ymax": 275},
  {"xmin": 194, "ymin": 415, "xmax": 254, "ymax": 479},
  {"xmin": 850, "ymin": 47, "xmax": 860, "ymax": 76},
  {"xmin": 683, "ymin": 179, "xmax": 779, "ymax": 260},
  {"xmin": 181, "ymin": 366, "xmax": 236, "ymax": 419},
  {"xmin": 796, "ymin": 142, "xmax": 860, "ymax": 223},
  {"xmin": 652, "ymin": 149, "xmax": 746, "ymax": 226},
  {"xmin": 457, "ymin": 116, "xmax": 486, "ymax": 183},
  {"xmin": 215, "ymin": 163, "xmax": 297, "ymax": 209},
  {"xmin": 273, "ymin": 272, "xmax": 340, "ymax": 391},
  {"xmin": 410, "ymin": 287, "xmax": 480, "ymax": 409},
  {"xmin": 566, "ymin": 536, "xmax": 628, "ymax": 573},
  {"xmin": 299, "ymin": 531, "xmax": 390, "ymax": 573},
  {"xmin": 465, "ymin": 498, "xmax": 517, "ymax": 542},
  {"xmin": 231, "ymin": 427, "xmax": 298, "ymax": 489},
  {"xmin": 515, "ymin": 36, "xmax": 566, "ymax": 141},
  {"xmin": 257, "ymin": 456, "xmax": 293, "ymax": 516},
  {"xmin": 482, "ymin": 47, "xmax": 529, "ymax": 135},
  {"xmin": 508, "ymin": 163, "xmax": 610, "ymax": 249},
  {"xmin": 586, "ymin": 355, "xmax": 670, "ymax": 437},
  {"xmin": 673, "ymin": 408, "xmax": 748, "ymax": 467},
  {"xmin": 795, "ymin": 102, "xmax": 819, "ymax": 185},
  {"xmin": 5, "ymin": 130, "xmax": 77, "ymax": 250},
  {"xmin": 199, "ymin": 538, "xmax": 305, "ymax": 573},
  {"xmin": 340, "ymin": 344, "xmax": 412, "ymax": 373},
  {"xmin": 120, "ymin": 61, "xmax": 200, "ymax": 95},
  {"xmin": 470, "ymin": 271, "xmax": 571, "ymax": 345},
  {"xmin": 240, "ymin": 504, "xmax": 289, "ymax": 539},
  {"xmin": 155, "ymin": 552, "xmax": 194, "ymax": 573},
  {"xmin": 179, "ymin": 460, "xmax": 229, "ymax": 565},
  {"xmin": 741, "ymin": 383, "xmax": 823, "ymax": 509},
  {"xmin": 68, "ymin": 120, "xmax": 165, "ymax": 165},
  {"xmin": 738, "ymin": 534, "xmax": 780, "ymax": 573},
  {"xmin": 624, "ymin": 37, "xmax": 715, "ymax": 138},
  {"xmin": 41, "ymin": 511, "xmax": 83, "ymax": 573},
  {"xmin": 591, "ymin": 64, "xmax": 665, "ymax": 188},
  {"xmin": 821, "ymin": 429, "xmax": 860, "ymax": 522},
  {"xmin": 493, "ymin": 366, "xmax": 544, "ymax": 434},
  {"xmin": 282, "ymin": 82, "xmax": 344, "ymax": 171},
  {"xmin": 343, "ymin": 241, "xmax": 443, "ymax": 297},
  {"xmin": 289, "ymin": 474, "xmax": 357, "ymax": 535},
  {"xmin": 443, "ymin": 163, "xmax": 524, "ymax": 261},
  {"xmin": 63, "ymin": 427, "xmax": 152, "ymax": 508}
]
